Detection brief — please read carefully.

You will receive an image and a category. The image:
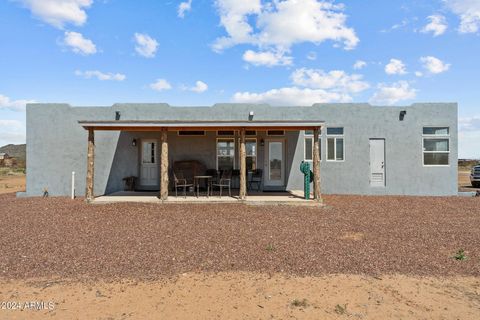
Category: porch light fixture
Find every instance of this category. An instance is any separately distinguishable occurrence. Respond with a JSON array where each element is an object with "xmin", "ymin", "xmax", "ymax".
[
  {"xmin": 249, "ymin": 111, "xmax": 254, "ymax": 121},
  {"xmin": 399, "ymin": 110, "xmax": 407, "ymax": 121},
  {"xmin": 132, "ymin": 139, "xmax": 137, "ymax": 147},
  {"xmin": 115, "ymin": 111, "xmax": 121, "ymax": 120},
  {"xmin": 260, "ymin": 139, "xmax": 265, "ymax": 147}
]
